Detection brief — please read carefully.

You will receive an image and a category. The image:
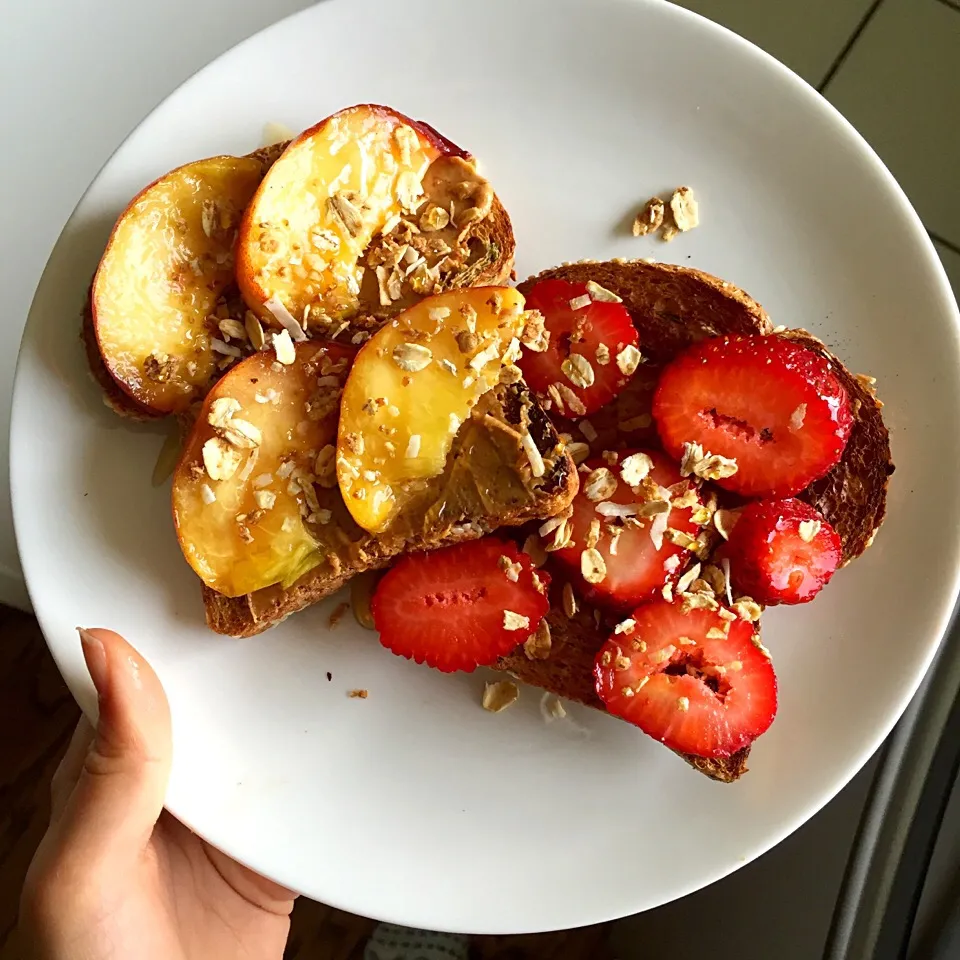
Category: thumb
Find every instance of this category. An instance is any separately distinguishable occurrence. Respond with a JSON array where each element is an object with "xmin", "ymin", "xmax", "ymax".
[{"xmin": 56, "ymin": 628, "xmax": 172, "ymax": 860}]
